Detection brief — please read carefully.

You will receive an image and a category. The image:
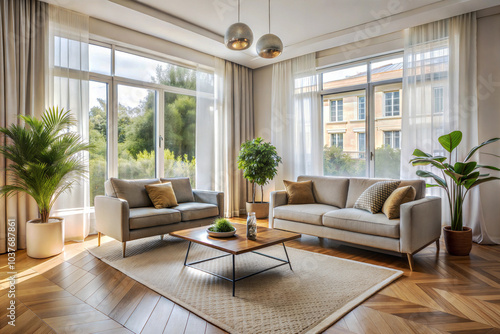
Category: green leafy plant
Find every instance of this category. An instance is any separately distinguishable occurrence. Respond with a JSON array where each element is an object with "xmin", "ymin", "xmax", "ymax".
[
  {"xmin": 237, "ymin": 137, "xmax": 282, "ymax": 203},
  {"xmin": 209, "ymin": 218, "xmax": 235, "ymax": 232},
  {"xmin": 0, "ymin": 107, "xmax": 91, "ymax": 223},
  {"xmin": 410, "ymin": 131, "xmax": 500, "ymax": 231}
]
